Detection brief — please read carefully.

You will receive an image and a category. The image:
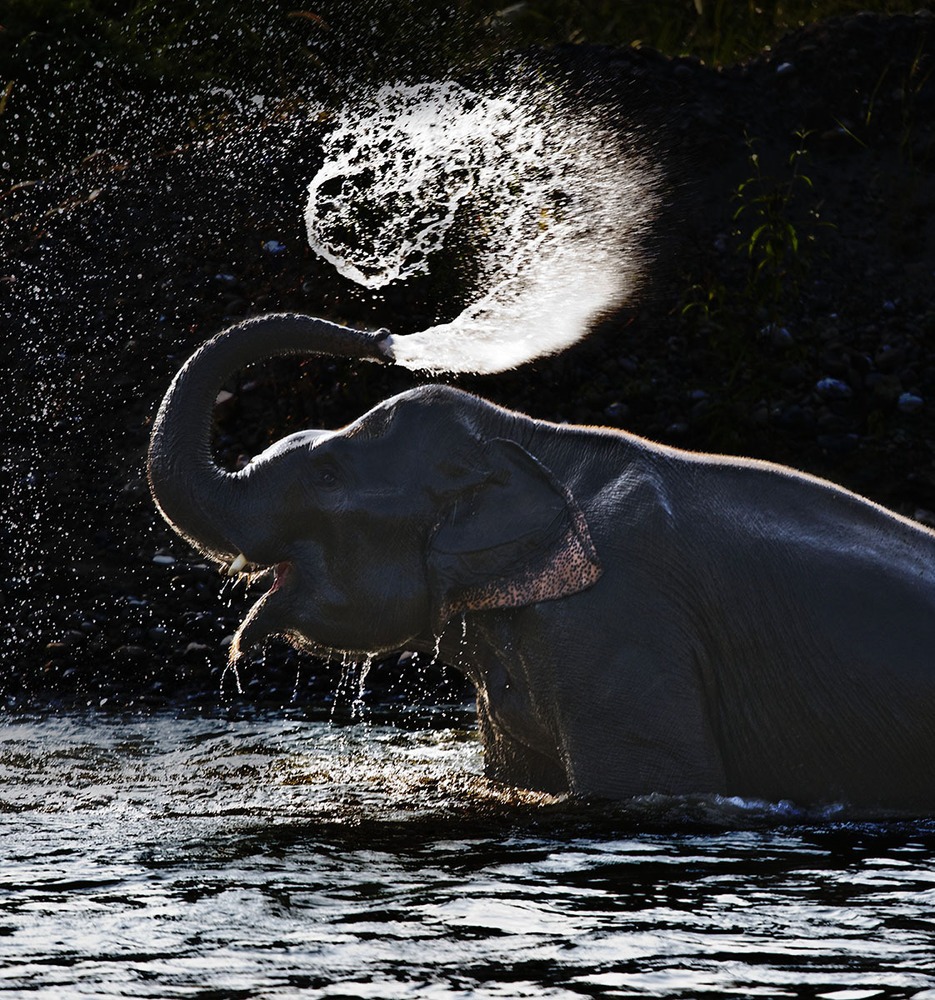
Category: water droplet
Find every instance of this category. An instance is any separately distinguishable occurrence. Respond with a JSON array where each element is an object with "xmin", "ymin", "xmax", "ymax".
[{"xmin": 351, "ymin": 654, "xmax": 374, "ymax": 721}]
